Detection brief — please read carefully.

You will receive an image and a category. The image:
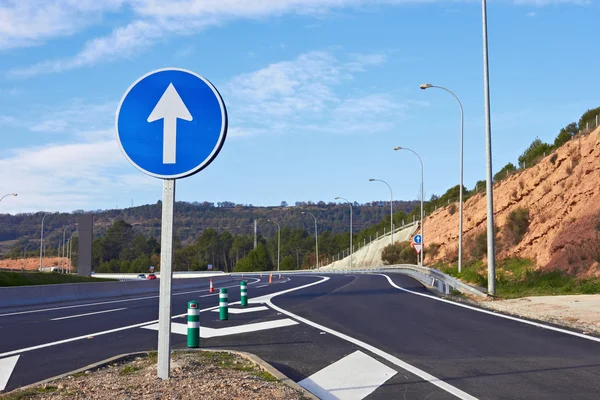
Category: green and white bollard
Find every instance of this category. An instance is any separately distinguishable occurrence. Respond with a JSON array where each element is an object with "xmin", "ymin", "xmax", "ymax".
[
  {"xmin": 219, "ymin": 288, "xmax": 228, "ymax": 320},
  {"xmin": 187, "ymin": 300, "xmax": 199, "ymax": 348},
  {"xmin": 240, "ymin": 280, "xmax": 248, "ymax": 307}
]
